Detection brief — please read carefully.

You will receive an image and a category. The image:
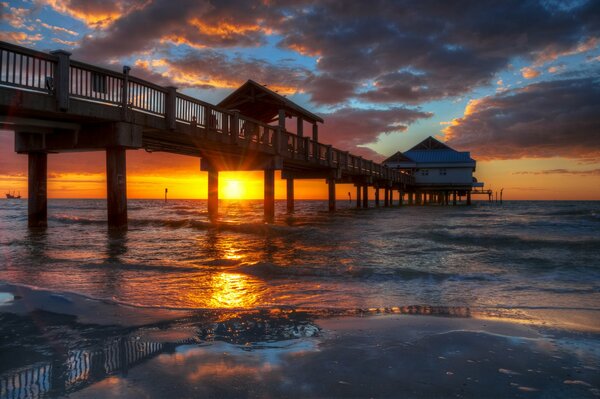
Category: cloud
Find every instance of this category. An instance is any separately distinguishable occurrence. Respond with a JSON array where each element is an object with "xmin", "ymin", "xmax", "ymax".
[
  {"xmin": 132, "ymin": 50, "xmax": 313, "ymax": 93},
  {"xmin": 73, "ymin": 0, "xmax": 278, "ymax": 61},
  {"xmin": 39, "ymin": 0, "xmax": 599, "ymax": 107},
  {"xmin": 514, "ymin": 169, "xmax": 600, "ymax": 176},
  {"xmin": 0, "ymin": 31, "xmax": 43, "ymax": 44},
  {"xmin": 548, "ymin": 63, "xmax": 567, "ymax": 74},
  {"xmin": 275, "ymin": 0, "xmax": 600, "ymax": 104},
  {"xmin": 36, "ymin": 19, "xmax": 79, "ymax": 36},
  {"xmin": 40, "ymin": 0, "xmax": 147, "ymax": 28},
  {"xmin": 1, "ymin": 3, "xmax": 35, "ymax": 31},
  {"xmin": 520, "ymin": 66, "xmax": 541, "ymax": 79},
  {"xmin": 319, "ymin": 107, "xmax": 432, "ymax": 158},
  {"xmin": 444, "ymin": 76, "xmax": 600, "ymax": 160},
  {"xmin": 52, "ymin": 37, "xmax": 78, "ymax": 47}
]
